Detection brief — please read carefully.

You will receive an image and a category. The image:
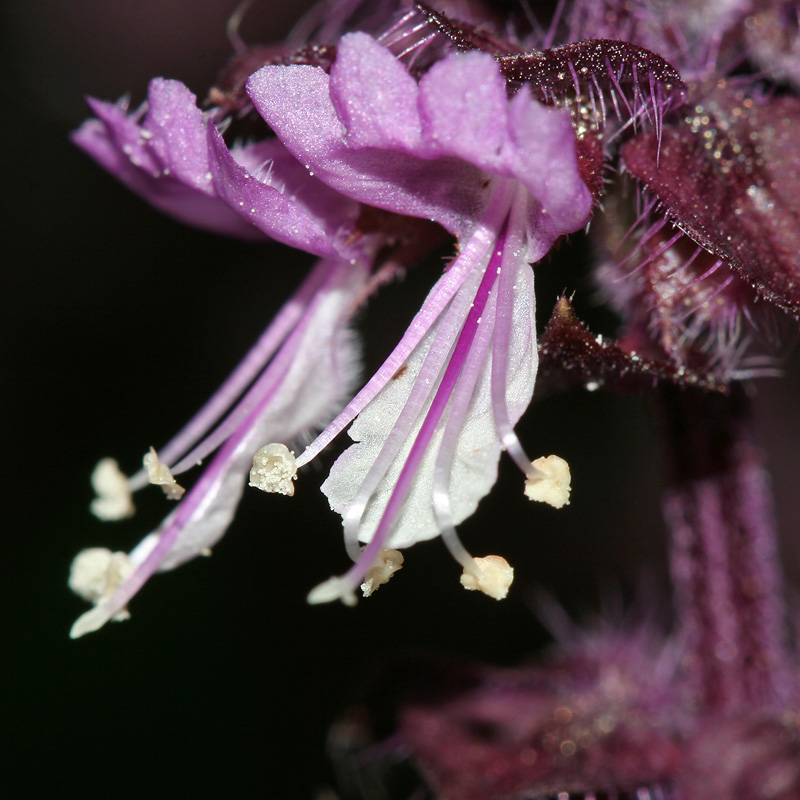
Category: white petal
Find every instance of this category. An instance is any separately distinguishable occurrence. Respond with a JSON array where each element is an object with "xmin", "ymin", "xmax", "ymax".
[
  {"xmin": 322, "ymin": 260, "xmax": 537, "ymax": 548},
  {"xmin": 307, "ymin": 576, "xmax": 357, "ymax": 606}
]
